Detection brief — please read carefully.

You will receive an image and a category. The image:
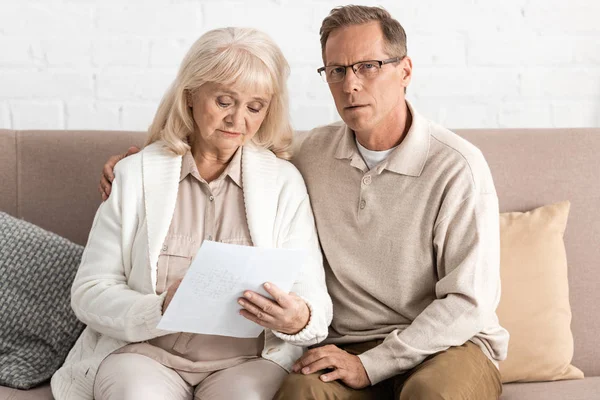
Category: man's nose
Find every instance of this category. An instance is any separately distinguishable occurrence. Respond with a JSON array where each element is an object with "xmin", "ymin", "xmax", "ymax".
[{"xmin": 342, "ymin": 67, "xmax": 361, "ymax": 93}]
